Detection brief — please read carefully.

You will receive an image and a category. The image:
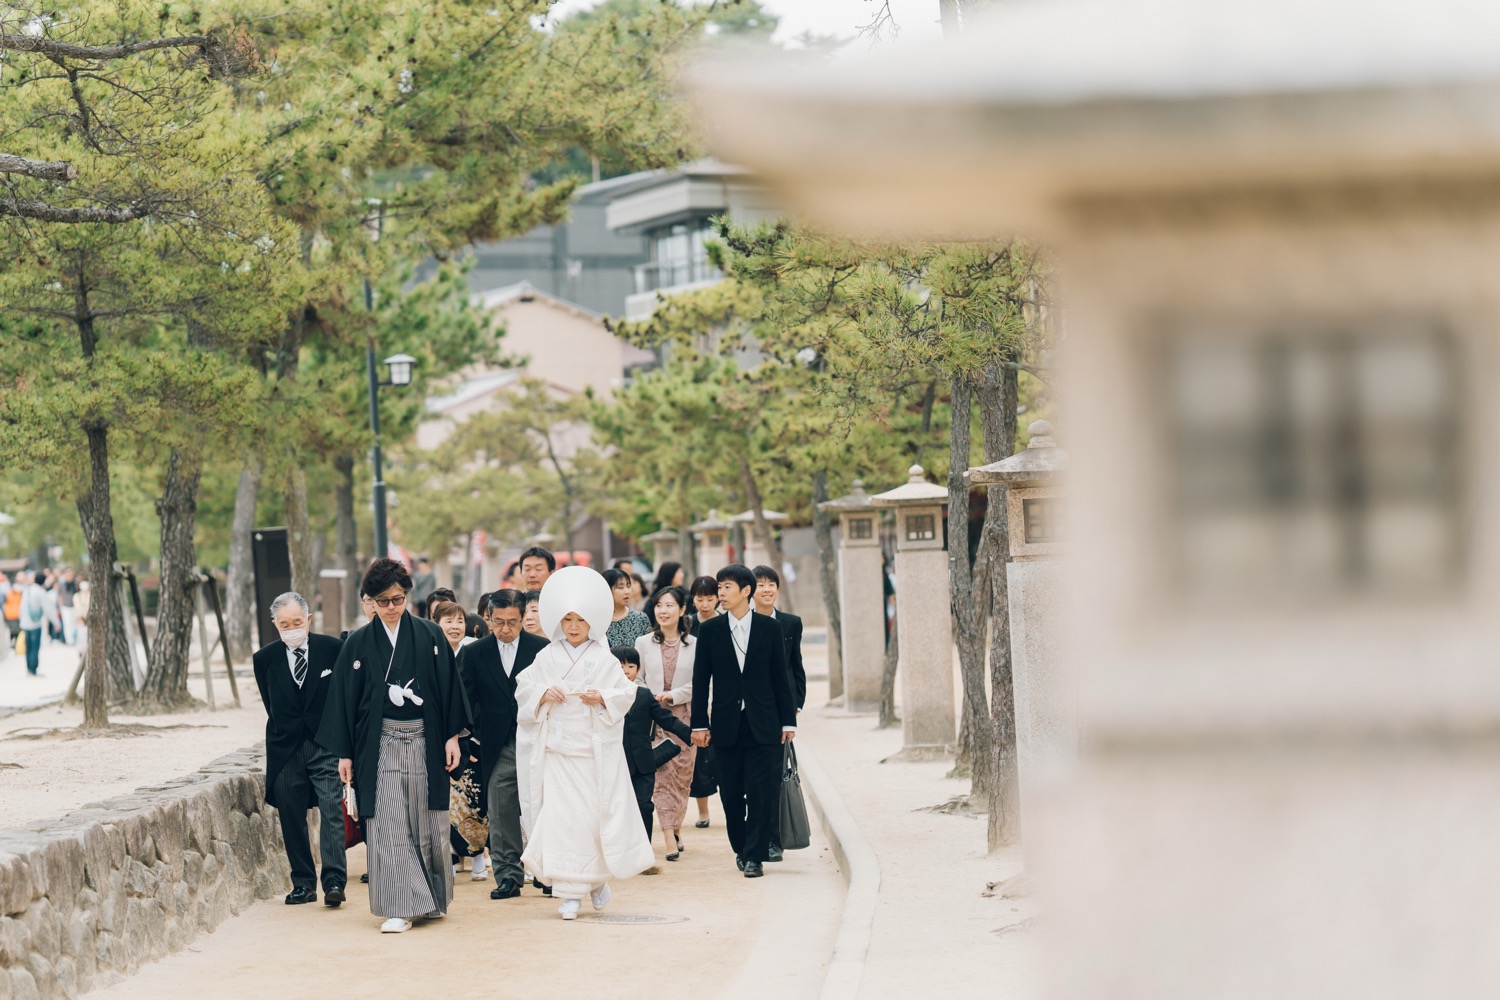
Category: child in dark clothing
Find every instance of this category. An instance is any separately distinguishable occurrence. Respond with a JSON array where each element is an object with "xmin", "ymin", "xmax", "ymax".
[{"xmin": 612, "ymin": 647, "xmax": 694, "ymax": 841}]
